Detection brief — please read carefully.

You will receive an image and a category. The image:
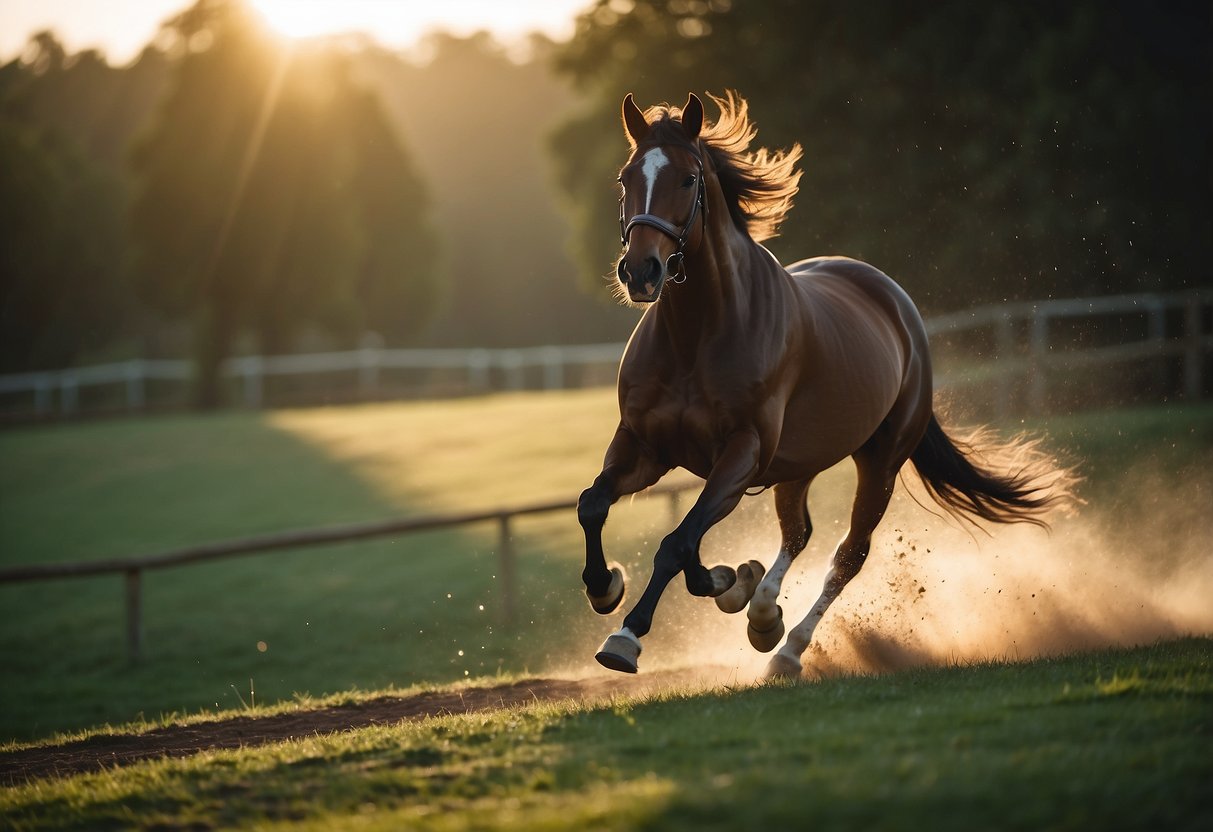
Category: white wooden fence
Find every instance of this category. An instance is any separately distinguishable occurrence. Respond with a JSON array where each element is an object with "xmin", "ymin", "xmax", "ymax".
[
  {"xmin": 925, "ymin": 289, "xmax": 1210, "ymax": 411},
  {"xmin": 0, "ymin": 343, "xmax": 625, "ymax": 416},
  {"xmin": 1, "ymin": 289, "xmax": 1209, "ymax": 416}
]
